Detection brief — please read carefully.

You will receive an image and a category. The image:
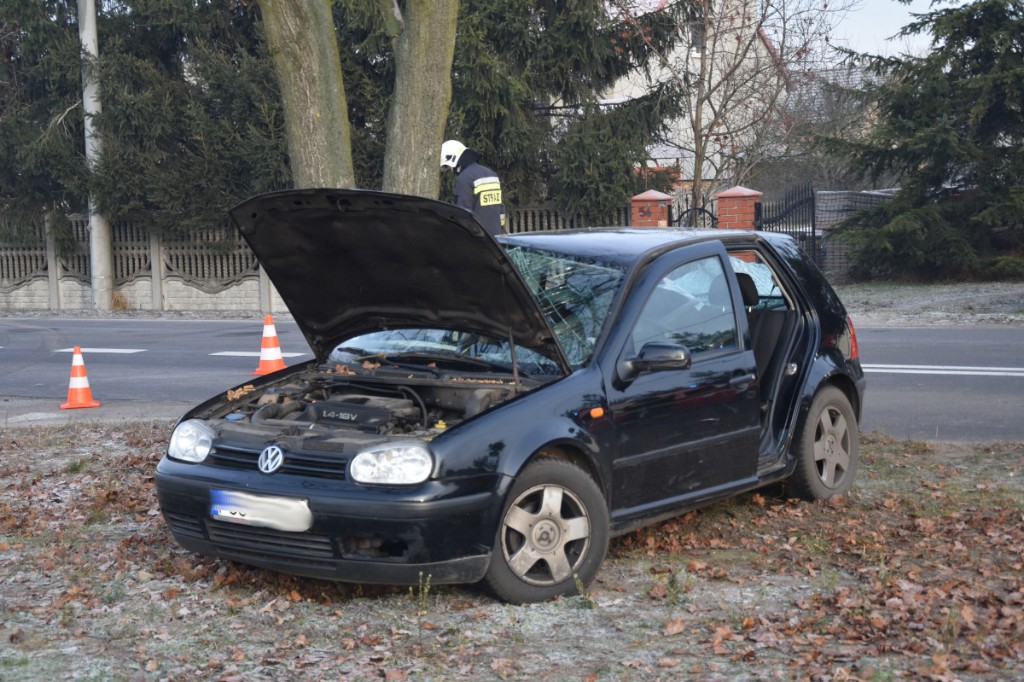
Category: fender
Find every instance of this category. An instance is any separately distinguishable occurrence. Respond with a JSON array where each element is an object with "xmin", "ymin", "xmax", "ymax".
[{"xmin": 430, "ymin": 367, "xmax": 607, "ymax": 488}]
